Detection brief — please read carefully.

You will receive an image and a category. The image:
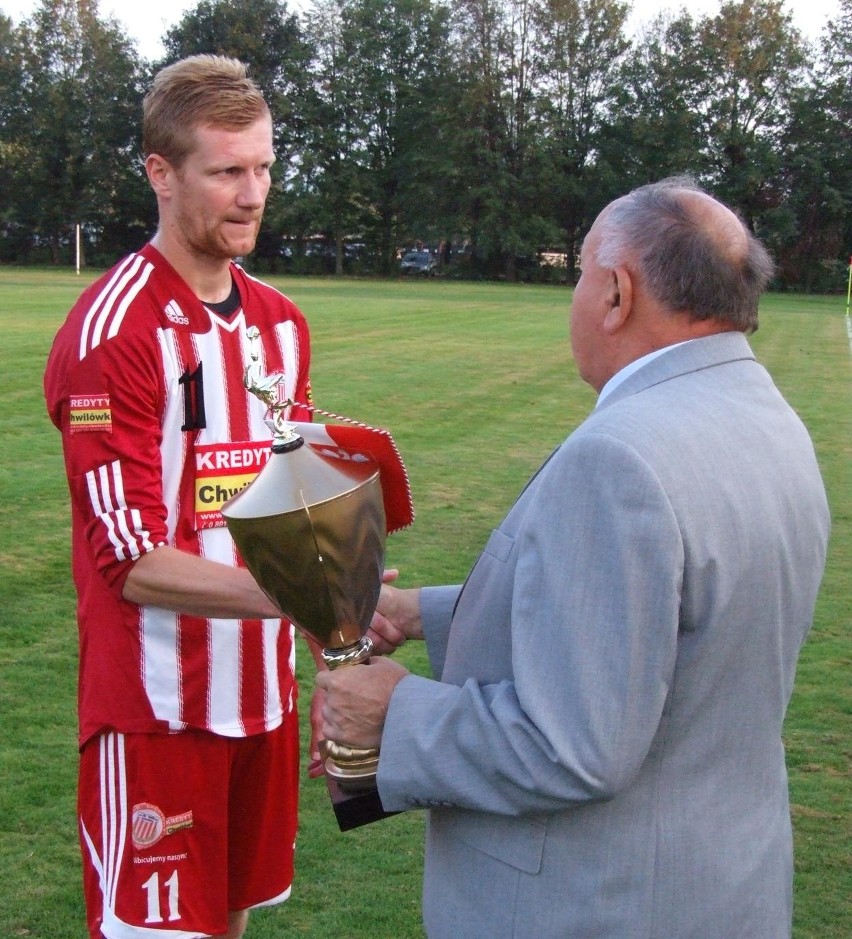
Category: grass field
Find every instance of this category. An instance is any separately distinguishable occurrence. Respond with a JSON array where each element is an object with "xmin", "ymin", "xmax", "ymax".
[{"xmin": 0, "ymin": 268, "xmax": 849, "ymax": 938}]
